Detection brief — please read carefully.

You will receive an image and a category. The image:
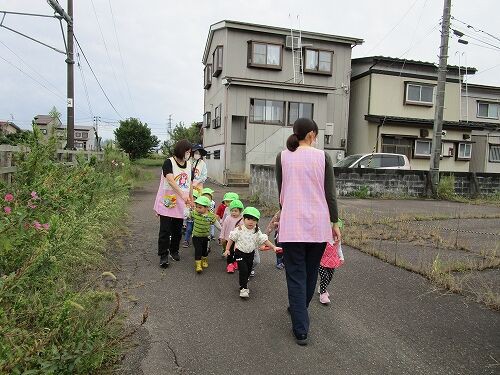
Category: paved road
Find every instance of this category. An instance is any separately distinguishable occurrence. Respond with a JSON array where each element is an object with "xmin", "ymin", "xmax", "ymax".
[{"xmin": 118, "ymin": 179, "xmax": 500, "ymax": 375}]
